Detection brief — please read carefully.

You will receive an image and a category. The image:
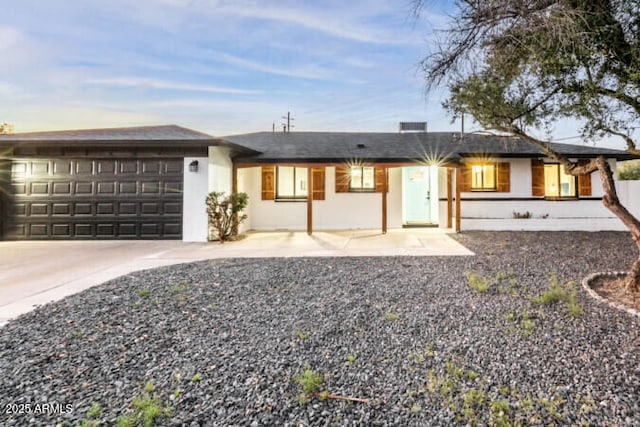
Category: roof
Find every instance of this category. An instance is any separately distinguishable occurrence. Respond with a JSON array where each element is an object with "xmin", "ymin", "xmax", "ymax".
[
  {"xmin": 224, "ymin": 131, "xmax": 636, "ymax": 163},
  {"xmin": 0, "ymin": 125, "xmax": 255, "ymax": 152}
]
